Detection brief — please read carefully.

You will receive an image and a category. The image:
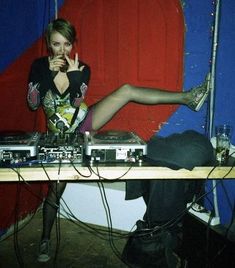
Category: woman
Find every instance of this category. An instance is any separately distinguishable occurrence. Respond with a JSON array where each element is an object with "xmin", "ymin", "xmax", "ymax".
[{"xmin": 27, "ymin": 18, "xmax": 210, "ymax": 262}]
